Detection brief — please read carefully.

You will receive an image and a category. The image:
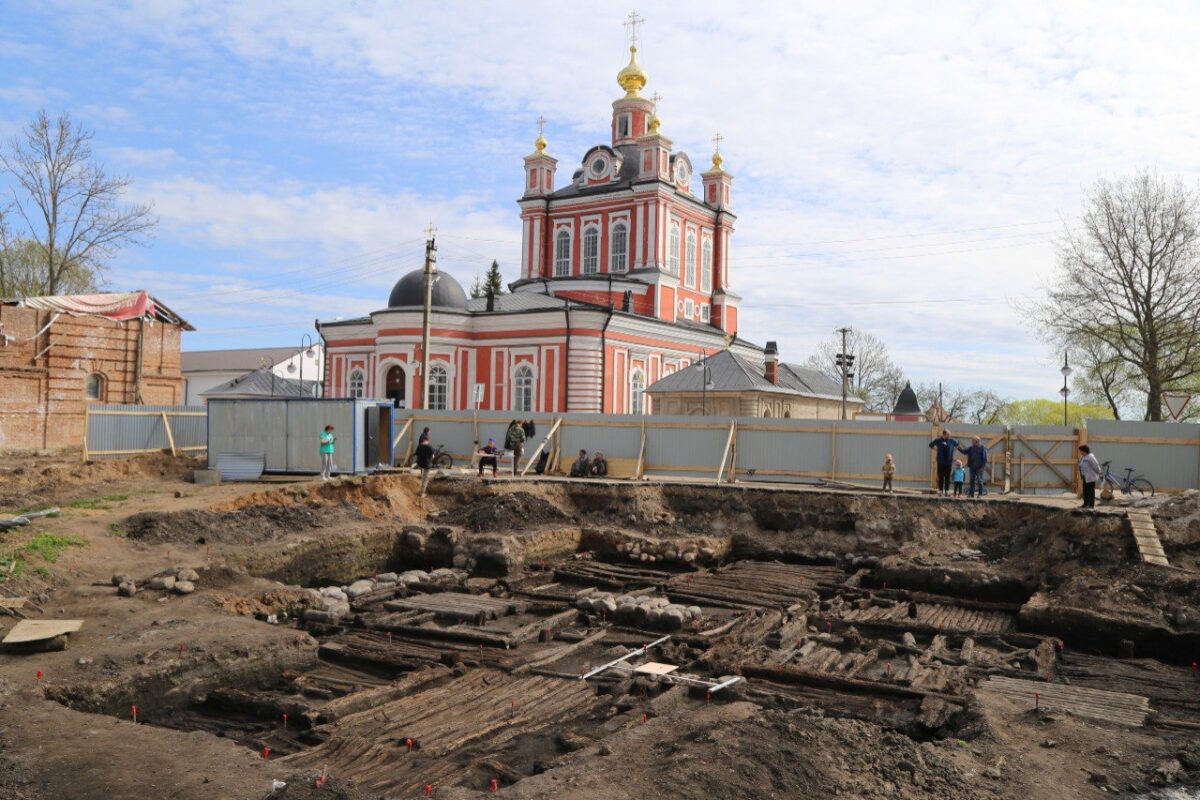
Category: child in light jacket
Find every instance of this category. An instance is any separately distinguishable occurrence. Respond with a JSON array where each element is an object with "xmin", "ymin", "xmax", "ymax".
[
  {"xmin": 881, "ymin": 454, "xmax": 895, "ymax": 493},
  {"xmin": 952, "ymin": 459, "xmax": 966, "ymax": 497}
]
